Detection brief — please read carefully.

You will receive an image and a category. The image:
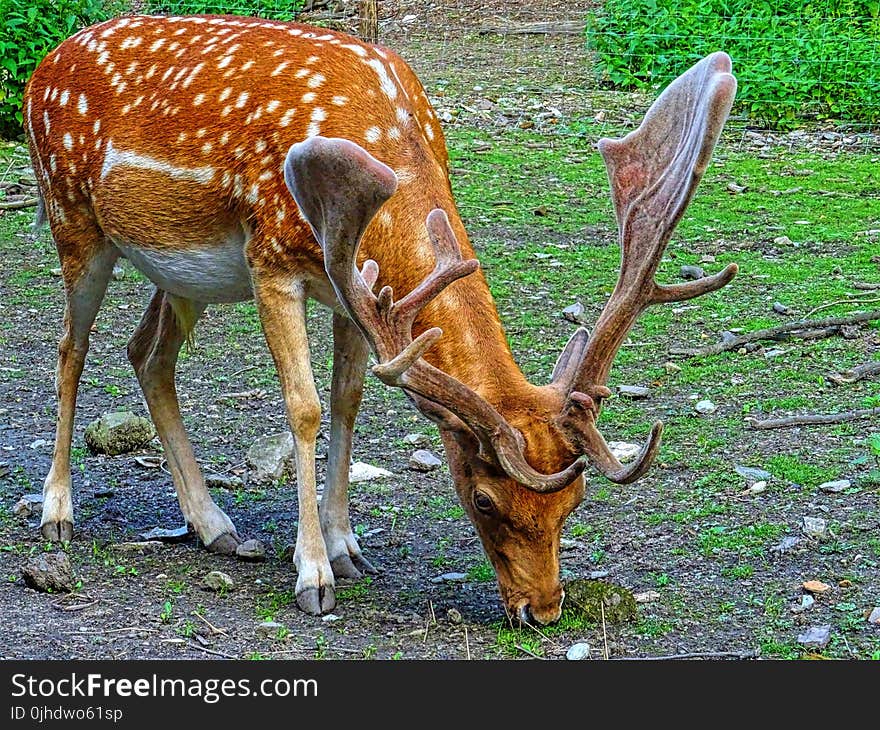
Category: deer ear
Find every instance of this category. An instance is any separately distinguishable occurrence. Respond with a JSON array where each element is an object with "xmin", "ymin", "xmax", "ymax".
[{"xmin": 283, "ymin": 136, "xmax": 398, "ymax": 251}]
